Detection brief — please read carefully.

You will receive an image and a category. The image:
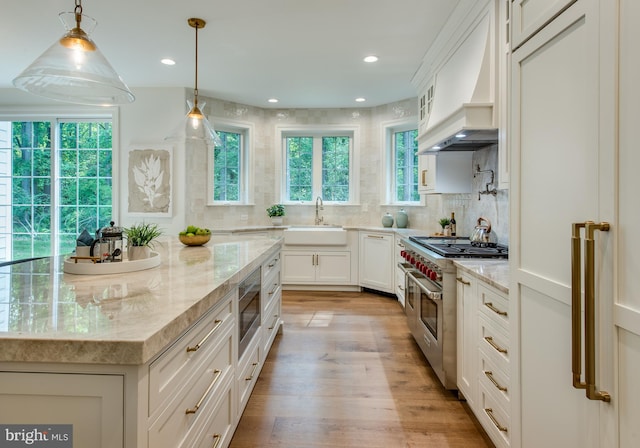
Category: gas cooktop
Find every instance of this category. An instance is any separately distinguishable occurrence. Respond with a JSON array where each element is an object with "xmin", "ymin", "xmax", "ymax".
[{"xmin": 409, "ymin": 236, "xmax": 508, "ymax": 259}]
